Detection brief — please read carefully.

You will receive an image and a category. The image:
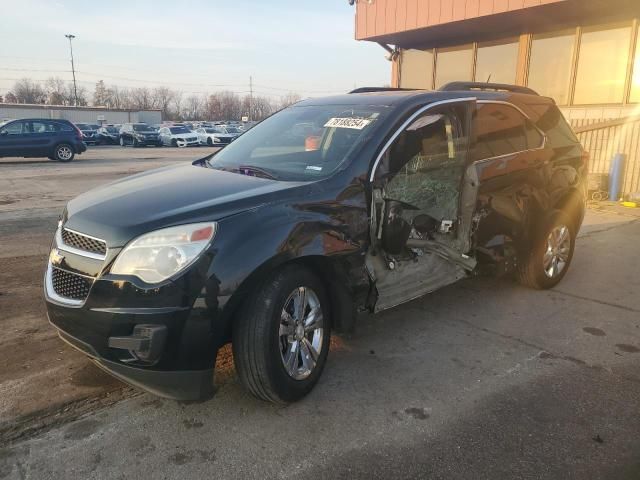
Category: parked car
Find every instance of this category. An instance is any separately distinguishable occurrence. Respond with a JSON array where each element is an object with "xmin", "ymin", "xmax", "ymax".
[
  {"xmin": 0, "ymin": 118, "xmax": 86, "ymax": 162},
  {"xmin": 96, "ymin": 125, "xmax": 121, "ymax": 145},
  {"xmin": 75, "ymin": 123, "xmax": 100, "ymax": 145},
  {"xmin": 221, "ymin": 125, "xmax": 243, "ymax": 139},
  {"xmin": 45, "ymin": 83, "xmax": 587, "ymax": 404},
  {"xmin": 158, "ymin": 126, "xmax": 200, "ymax": 147},
  {"xmin": 195, "ymin": 126, "xmax": 235, "ymax": 146},
  {"xmin": 119, "ymin": 123, "xmax": 162, "ymax": 147}
]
